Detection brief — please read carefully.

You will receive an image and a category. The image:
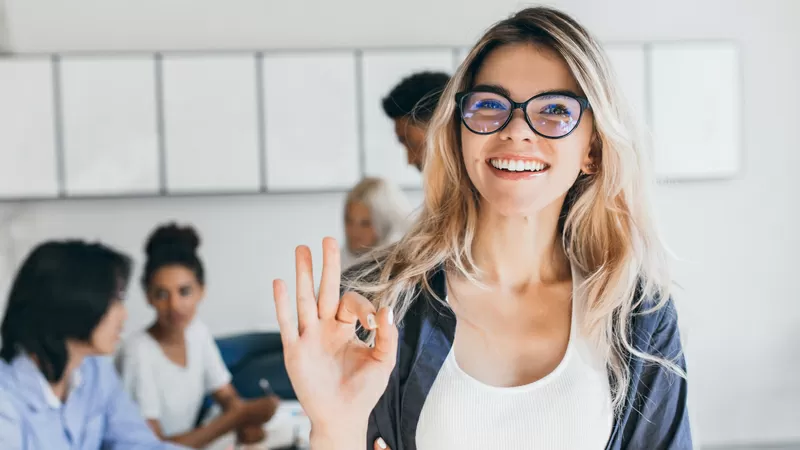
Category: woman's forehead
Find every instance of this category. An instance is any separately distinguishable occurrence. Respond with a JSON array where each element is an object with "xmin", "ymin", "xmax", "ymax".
[{"xmin": 472, "ymin": 43, "xmax": 584, "ymax": 100}]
